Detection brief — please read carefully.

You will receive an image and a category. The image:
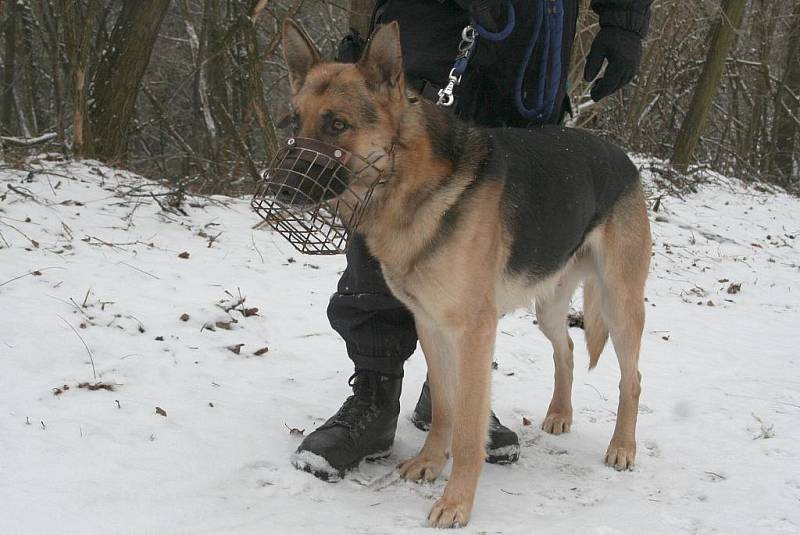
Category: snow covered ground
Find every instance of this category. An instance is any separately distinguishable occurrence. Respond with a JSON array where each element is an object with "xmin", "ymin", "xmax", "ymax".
[{"xmin": 1, "ymin": 155, "xmax": 798, "ymax": 535}]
